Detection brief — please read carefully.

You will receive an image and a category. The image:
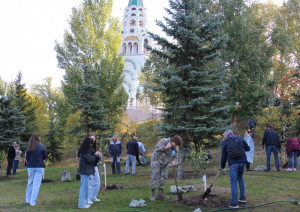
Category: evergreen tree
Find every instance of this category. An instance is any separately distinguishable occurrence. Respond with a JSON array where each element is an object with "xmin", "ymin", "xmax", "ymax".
[
  {"xmin": 55, "ymin": 0, "xmax": 128, "ymax": 131},
  {"xmin": 149, "ymin": 0, "xmax": 230, "ymax": 149},
  {"xmin": 14, "ymin": 72, "xmax": 37, "ymax": 143},
  {"xmin": 0, "ymin": 94, "xmax": 25, "ymax": 150},
  {"xmin": 70, "ymin": 65, "xmax": 111, "ymax": 141},
  {"xmin": 31, "ymin": 78, "xmax": 63, "ymax": 161}
]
